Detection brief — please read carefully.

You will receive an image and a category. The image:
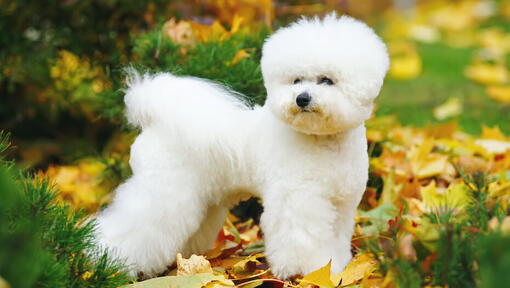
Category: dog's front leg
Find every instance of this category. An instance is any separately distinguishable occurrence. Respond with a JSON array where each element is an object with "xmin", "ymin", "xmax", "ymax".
[{"xmin": 260, "ymin": 186, "xmax": 351, "ymax": 279}]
